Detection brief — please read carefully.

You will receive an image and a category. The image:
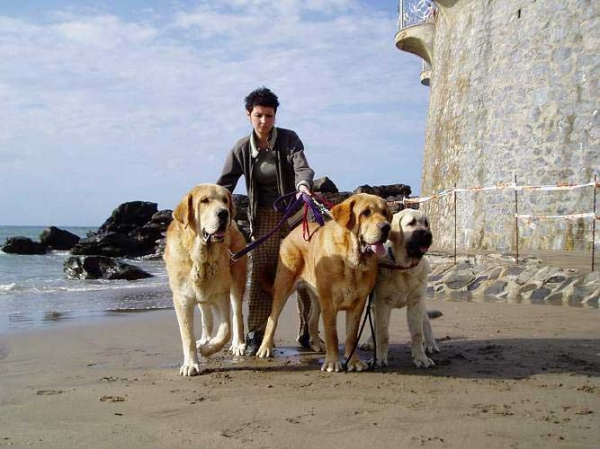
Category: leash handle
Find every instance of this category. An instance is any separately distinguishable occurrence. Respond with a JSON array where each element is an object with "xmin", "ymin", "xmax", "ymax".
[
  {"xmin": 301, "ymin": 194, "xmax": 326, "ymax": 226},
  {"xmin": 230, "ymin": 193, "xmax": 305, "ymax": 261},
  {"xmin": 229, "ymin": 192, "xmax": 333, "ymax": 261}
]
